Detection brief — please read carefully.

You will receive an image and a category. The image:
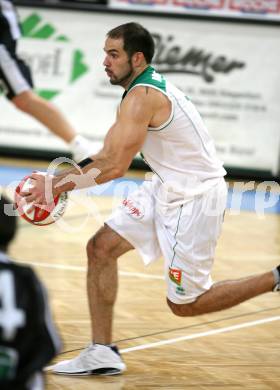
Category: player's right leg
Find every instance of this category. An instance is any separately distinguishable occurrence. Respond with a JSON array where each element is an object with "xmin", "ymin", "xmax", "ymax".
[
  {"xmin": 50, "ymin": 224, "xmax": 133, "ymax": 376},
  {"xmin": 86, "ymin": 224, "xmax": 134, "ymax": 345},
  {"xmin": 50, "ymin": 180, "xmax": 161, "ymax": 376}
]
